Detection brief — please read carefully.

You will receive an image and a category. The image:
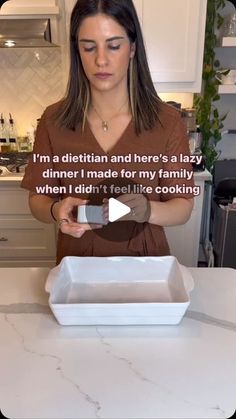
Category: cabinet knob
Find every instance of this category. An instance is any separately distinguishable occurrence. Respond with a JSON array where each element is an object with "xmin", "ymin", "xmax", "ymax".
[{"xmin": 0, "ymin": 237, "xmax": 8, "ymax": 242}]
